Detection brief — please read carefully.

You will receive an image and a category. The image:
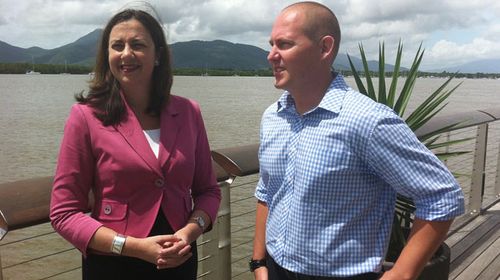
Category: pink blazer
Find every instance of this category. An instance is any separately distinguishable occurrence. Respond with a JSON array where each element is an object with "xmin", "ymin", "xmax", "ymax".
[{"xmin": 50, "ymin": 95, "xmax": 221, "ymax": 255}]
